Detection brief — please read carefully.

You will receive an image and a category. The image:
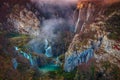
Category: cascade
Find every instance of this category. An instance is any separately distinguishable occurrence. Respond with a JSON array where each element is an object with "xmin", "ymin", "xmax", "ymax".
[
  {"xmin": 14, "ymin": 46, "xmax": 35, "ymax": 66},
  {"xmin": 44, "ymin": 39, "xmax": 53, "ymax": 57},
  {"xmin": 45, "ymin": 39, "xmax": 49, "ymax": 49},
  {"xmin": 56, "ymin": 57, "xmax": 62, "ymax": 66},
  {"xmin": 45, "ymin": 46, "xmax": 53, "ymax": 57},
  {"xmin": 12, "ymin": 58, "xmax": 18, "ymax": 69},
  {"xmin": 64, "ymin": 48, "xmax": 94, "ymax": 72},
  {"xmin": 64, "ymin": 37, "xmax": 103, "ymax": 72}
]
